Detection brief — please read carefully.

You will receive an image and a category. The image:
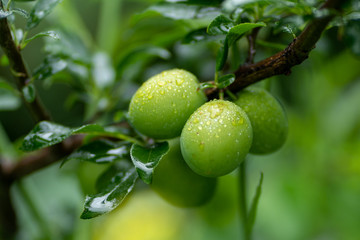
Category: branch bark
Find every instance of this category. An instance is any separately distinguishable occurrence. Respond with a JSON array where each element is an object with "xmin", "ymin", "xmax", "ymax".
[
  {"xmin": 0, "ymin": 2, "xmax": 50, "ymax": 122},
  {"xmin": 206, "ymin": 0, "xmax": 346, "ymax": 99}
]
